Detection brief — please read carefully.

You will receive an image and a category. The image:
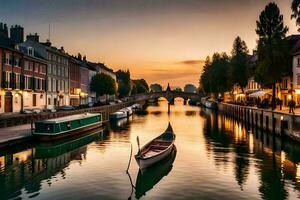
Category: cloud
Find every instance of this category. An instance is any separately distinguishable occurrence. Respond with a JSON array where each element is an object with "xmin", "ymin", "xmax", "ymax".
[{"xmin": 177, "ymin": 59, "xmax": 205, "ymax": 66}]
